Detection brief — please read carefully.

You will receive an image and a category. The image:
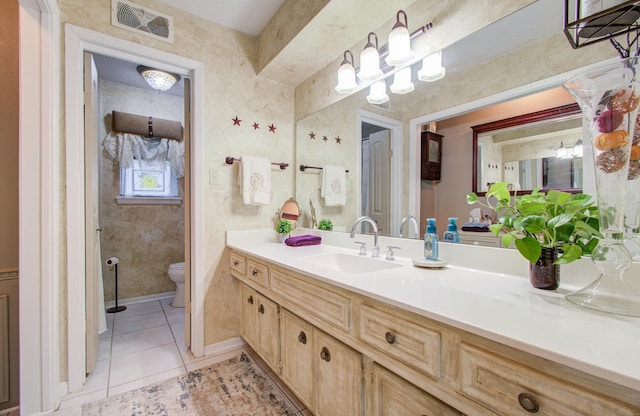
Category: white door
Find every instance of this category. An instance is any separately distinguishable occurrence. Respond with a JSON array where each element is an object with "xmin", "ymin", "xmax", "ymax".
[
  {"xmin": 368, "ymin": 130, "xmax": 391, "ymax": 235},
  {"xmin": 84, "ymin": 52, "xmax": 100, "ymax": 374}
]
